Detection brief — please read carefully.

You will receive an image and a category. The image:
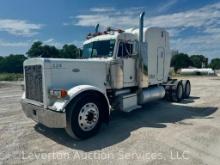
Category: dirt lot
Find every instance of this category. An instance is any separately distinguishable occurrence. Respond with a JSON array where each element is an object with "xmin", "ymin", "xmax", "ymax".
[{"xmin": 0, "ymin": 77, "xmax": 220, "ymax": 165}]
